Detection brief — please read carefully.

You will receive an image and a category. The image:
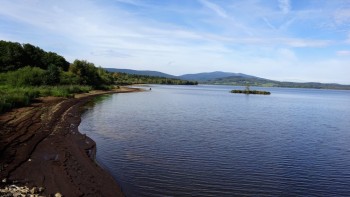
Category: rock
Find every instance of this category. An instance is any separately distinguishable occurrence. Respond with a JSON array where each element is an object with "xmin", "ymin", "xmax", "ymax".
[
  {"xmin": 30, "ymin": 187, "xmax": 38, "ymax": 194},
  {"xmin": 38, "ymin": 187, "xmax": 45, "ymax": 193},
  {"xmin": 9, "ymin": 185, "xmax": 19, "ymax": 190},
  {"xmin": 0, "ymin": 185, "xmax": 45, "ymax": 197},
  {"xmin": 55, "ymin": 192, "xmax": 62, "ymax": 197}
]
